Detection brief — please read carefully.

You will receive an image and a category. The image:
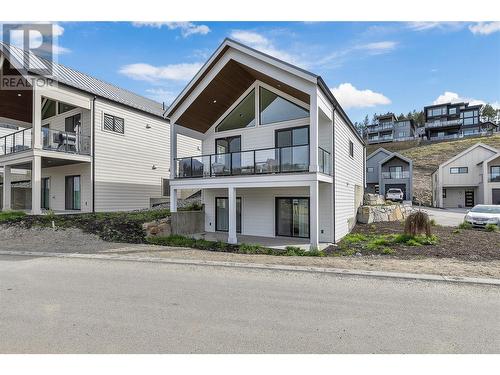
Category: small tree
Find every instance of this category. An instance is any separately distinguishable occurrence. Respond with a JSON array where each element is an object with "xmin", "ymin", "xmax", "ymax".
[
  {"xmin": 481, "ymin": 104, "xmax": 497, "ymax": 122},
  {"xmin": 404, "ymin": 211, "xmax": 432, "ymax": 237}
]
